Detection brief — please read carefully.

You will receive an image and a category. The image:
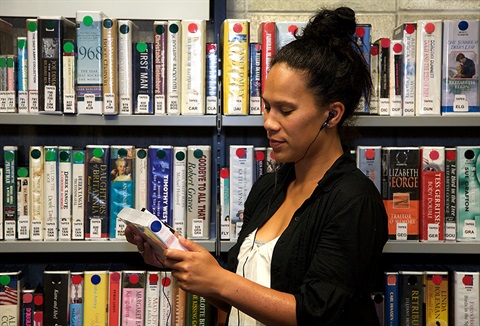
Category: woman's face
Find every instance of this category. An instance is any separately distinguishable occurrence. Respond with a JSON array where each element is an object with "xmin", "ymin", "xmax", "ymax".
[{"xmin": 262, "ymin": 63, "xmax": 325, "ymax": 163}]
